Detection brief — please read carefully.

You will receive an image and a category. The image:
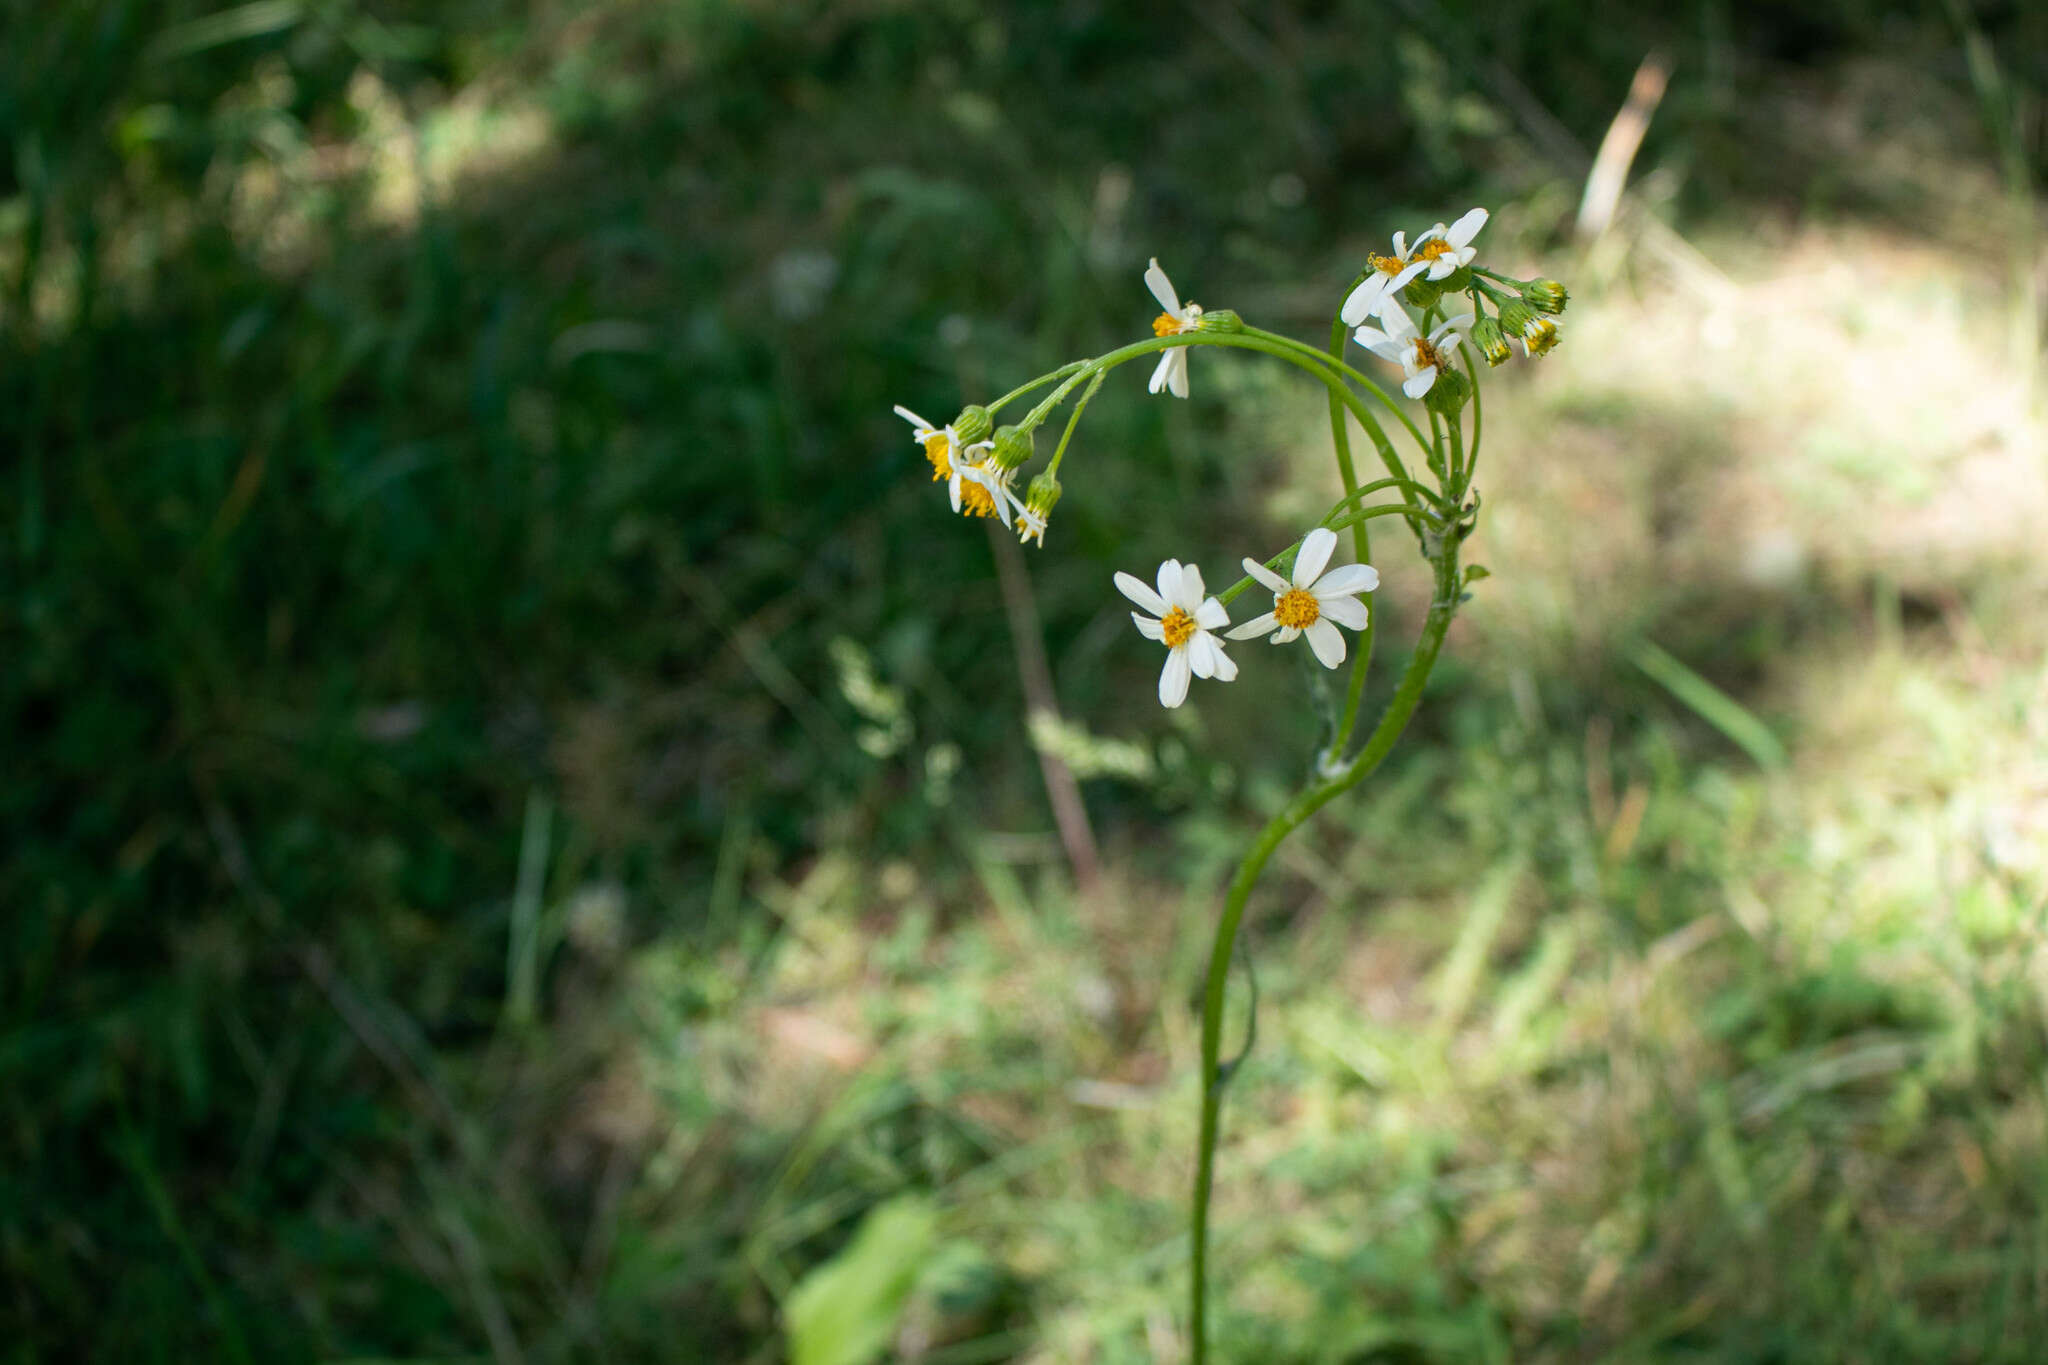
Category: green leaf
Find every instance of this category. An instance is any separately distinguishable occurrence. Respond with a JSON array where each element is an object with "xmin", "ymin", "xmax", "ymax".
[{"xmin": 785, "ymin": 1195, "xmax": 938, "ymax": 1365}]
